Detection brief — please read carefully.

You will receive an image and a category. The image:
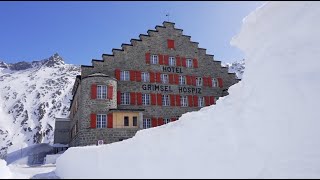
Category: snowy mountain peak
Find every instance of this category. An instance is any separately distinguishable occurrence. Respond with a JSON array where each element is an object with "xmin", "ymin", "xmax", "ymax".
[
  {"xmin": 43, "ymin": 53, "xmax": 65, "ymax": 67},
  {"xmin": 0, "ymin": 61, "xmax": 8, "ymax": 69},
  {"xmin": 221, "ymin": 59, "xmax": 245, "ymax": 79}
]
